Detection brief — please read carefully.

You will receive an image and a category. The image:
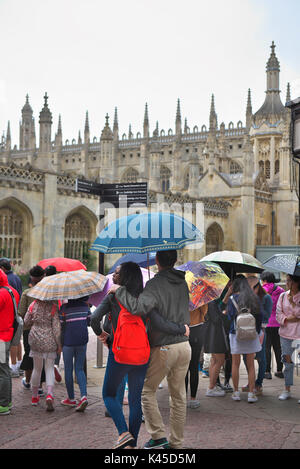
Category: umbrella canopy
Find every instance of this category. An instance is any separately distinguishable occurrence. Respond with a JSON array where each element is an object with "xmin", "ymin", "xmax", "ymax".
[
  {"xmin": 200, "ymin": 251, "xmax": 264, "ymax": 277},
  {"xmin": 37, "ymin": 257, "xmax": 87, "ymax": 272},
  {"xmin": 27, "ymin": 270, "xmax": 107, "ymax": 301},
  {"xmin": 263, "ymin": 254, "xmax": 300, "ymax": 277},
  {"xmin": 91, "ymin": 212, "xmax": 204, "ymax": 254},
  {"xmin": 176, "ymin": 261, "xmax": 229, "ymax": 310},
  {"xmin": 108, "ymin": 252, "xmax": 156, "ymax": 274},
  {"xmin": 88, "ymin": 267, "xmax": 155, "ymax": 307}
]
